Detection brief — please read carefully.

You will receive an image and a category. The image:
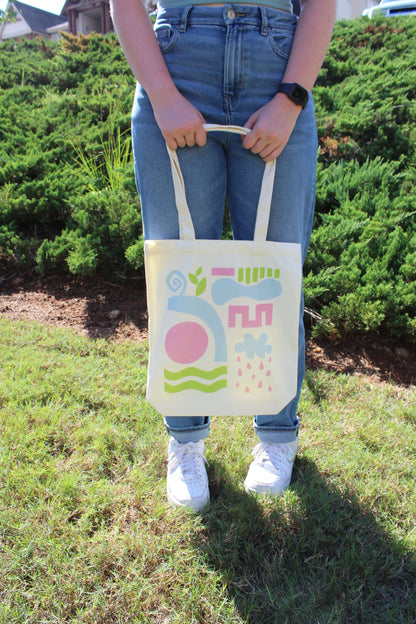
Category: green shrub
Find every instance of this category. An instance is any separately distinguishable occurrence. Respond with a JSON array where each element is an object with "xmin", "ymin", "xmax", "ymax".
[
  {"xmin": 0, "ymin": 20, "xmax": 415, "ymax": 340},
  {"xmin": 308, "ymin": 17, "xmax": 416, "ymax": 340},
  {"xmin": 0, "ymin": 32, "xmax": 140, "ymax": 278},
  {"xmin": 36, "ymin": 188, "xmax": 142, "ymax": 276}
]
